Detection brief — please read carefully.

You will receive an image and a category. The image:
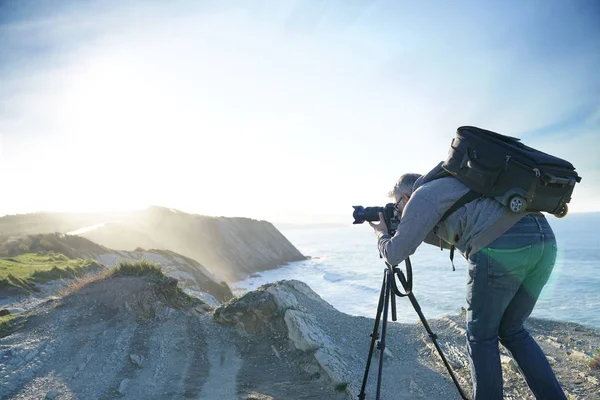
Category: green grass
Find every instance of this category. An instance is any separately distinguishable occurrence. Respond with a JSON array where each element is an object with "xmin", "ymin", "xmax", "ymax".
[
  {"xmin": 0, "ymin": 314, "xmax": 16, "ymax": 336},
  {"xmin": 106, "ymin": 260, "xmax": 200, "ymax": 309},
  {"xmin": 109, "ymin": 260, "xmax": 164, "ymax": 279},
  {"xmin": 335, "ymin": 382, "xmax": 349, "ymax": 392},
  {"xmin": 0, "ymin": 252, "xmax": 101, "ymax": 295}
]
